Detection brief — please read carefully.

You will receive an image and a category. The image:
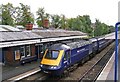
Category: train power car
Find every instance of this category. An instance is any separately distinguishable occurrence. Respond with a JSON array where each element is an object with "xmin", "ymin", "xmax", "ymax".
[{"xmin": 39, "ymin": 38, "xmax": 112, "ymax": 75}]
